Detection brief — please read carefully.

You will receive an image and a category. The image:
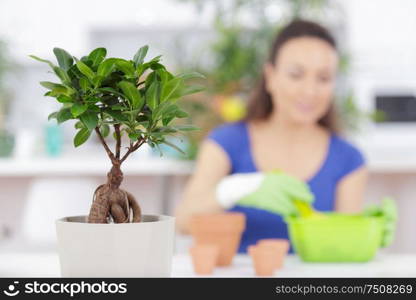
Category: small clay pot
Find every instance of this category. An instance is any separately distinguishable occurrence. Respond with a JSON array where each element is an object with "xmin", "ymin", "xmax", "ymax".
[
  {"xmin": 248, "ymin": 245, "xmax": 277, "ymax": 276},
  {"xmin": 190, "ymin": 212, "xmax": 245, "ymax": 266},
  {"xmin": 257, "ymin": 239, "xmax": 289, "ymax": 269},
  {"xmin": 189, "ymin": 244, "xmax": 219, "ymax": 275}
]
